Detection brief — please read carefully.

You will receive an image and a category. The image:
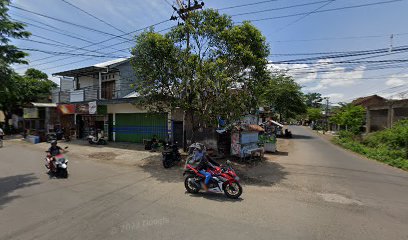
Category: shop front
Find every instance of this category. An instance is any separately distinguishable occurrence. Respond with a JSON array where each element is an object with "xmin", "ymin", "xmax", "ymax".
[{"xmin": 75, "ymin": 102, "xmax": 108, "ymax": 139}]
